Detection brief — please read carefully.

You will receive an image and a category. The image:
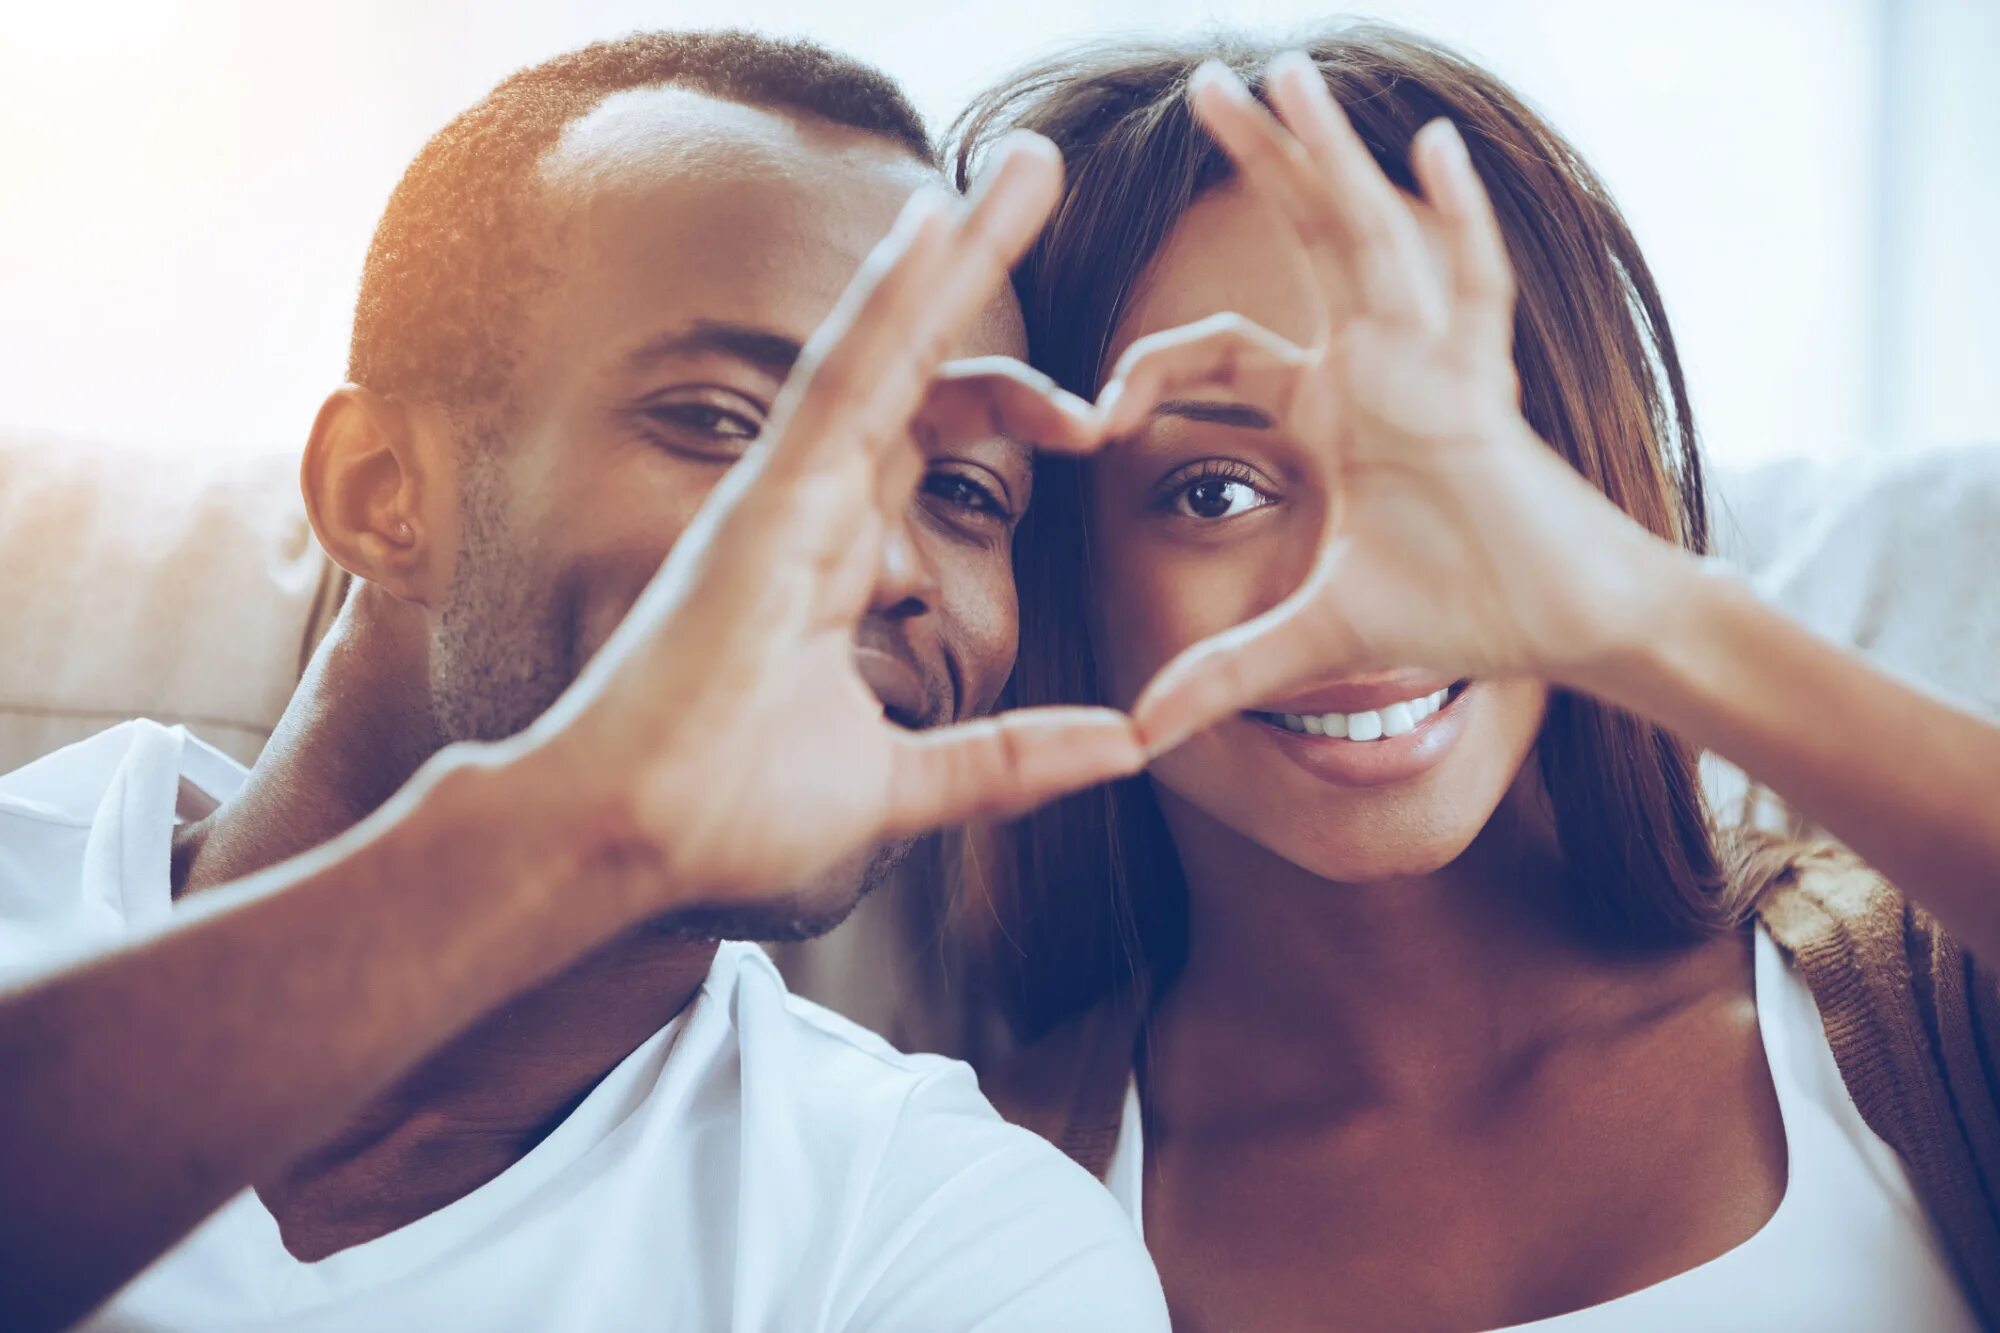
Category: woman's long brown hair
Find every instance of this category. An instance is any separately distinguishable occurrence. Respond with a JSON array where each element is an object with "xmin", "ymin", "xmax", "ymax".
[{"xmin": 951, "ymin": 23, "xmax": 1763, "ymax": 1042}]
